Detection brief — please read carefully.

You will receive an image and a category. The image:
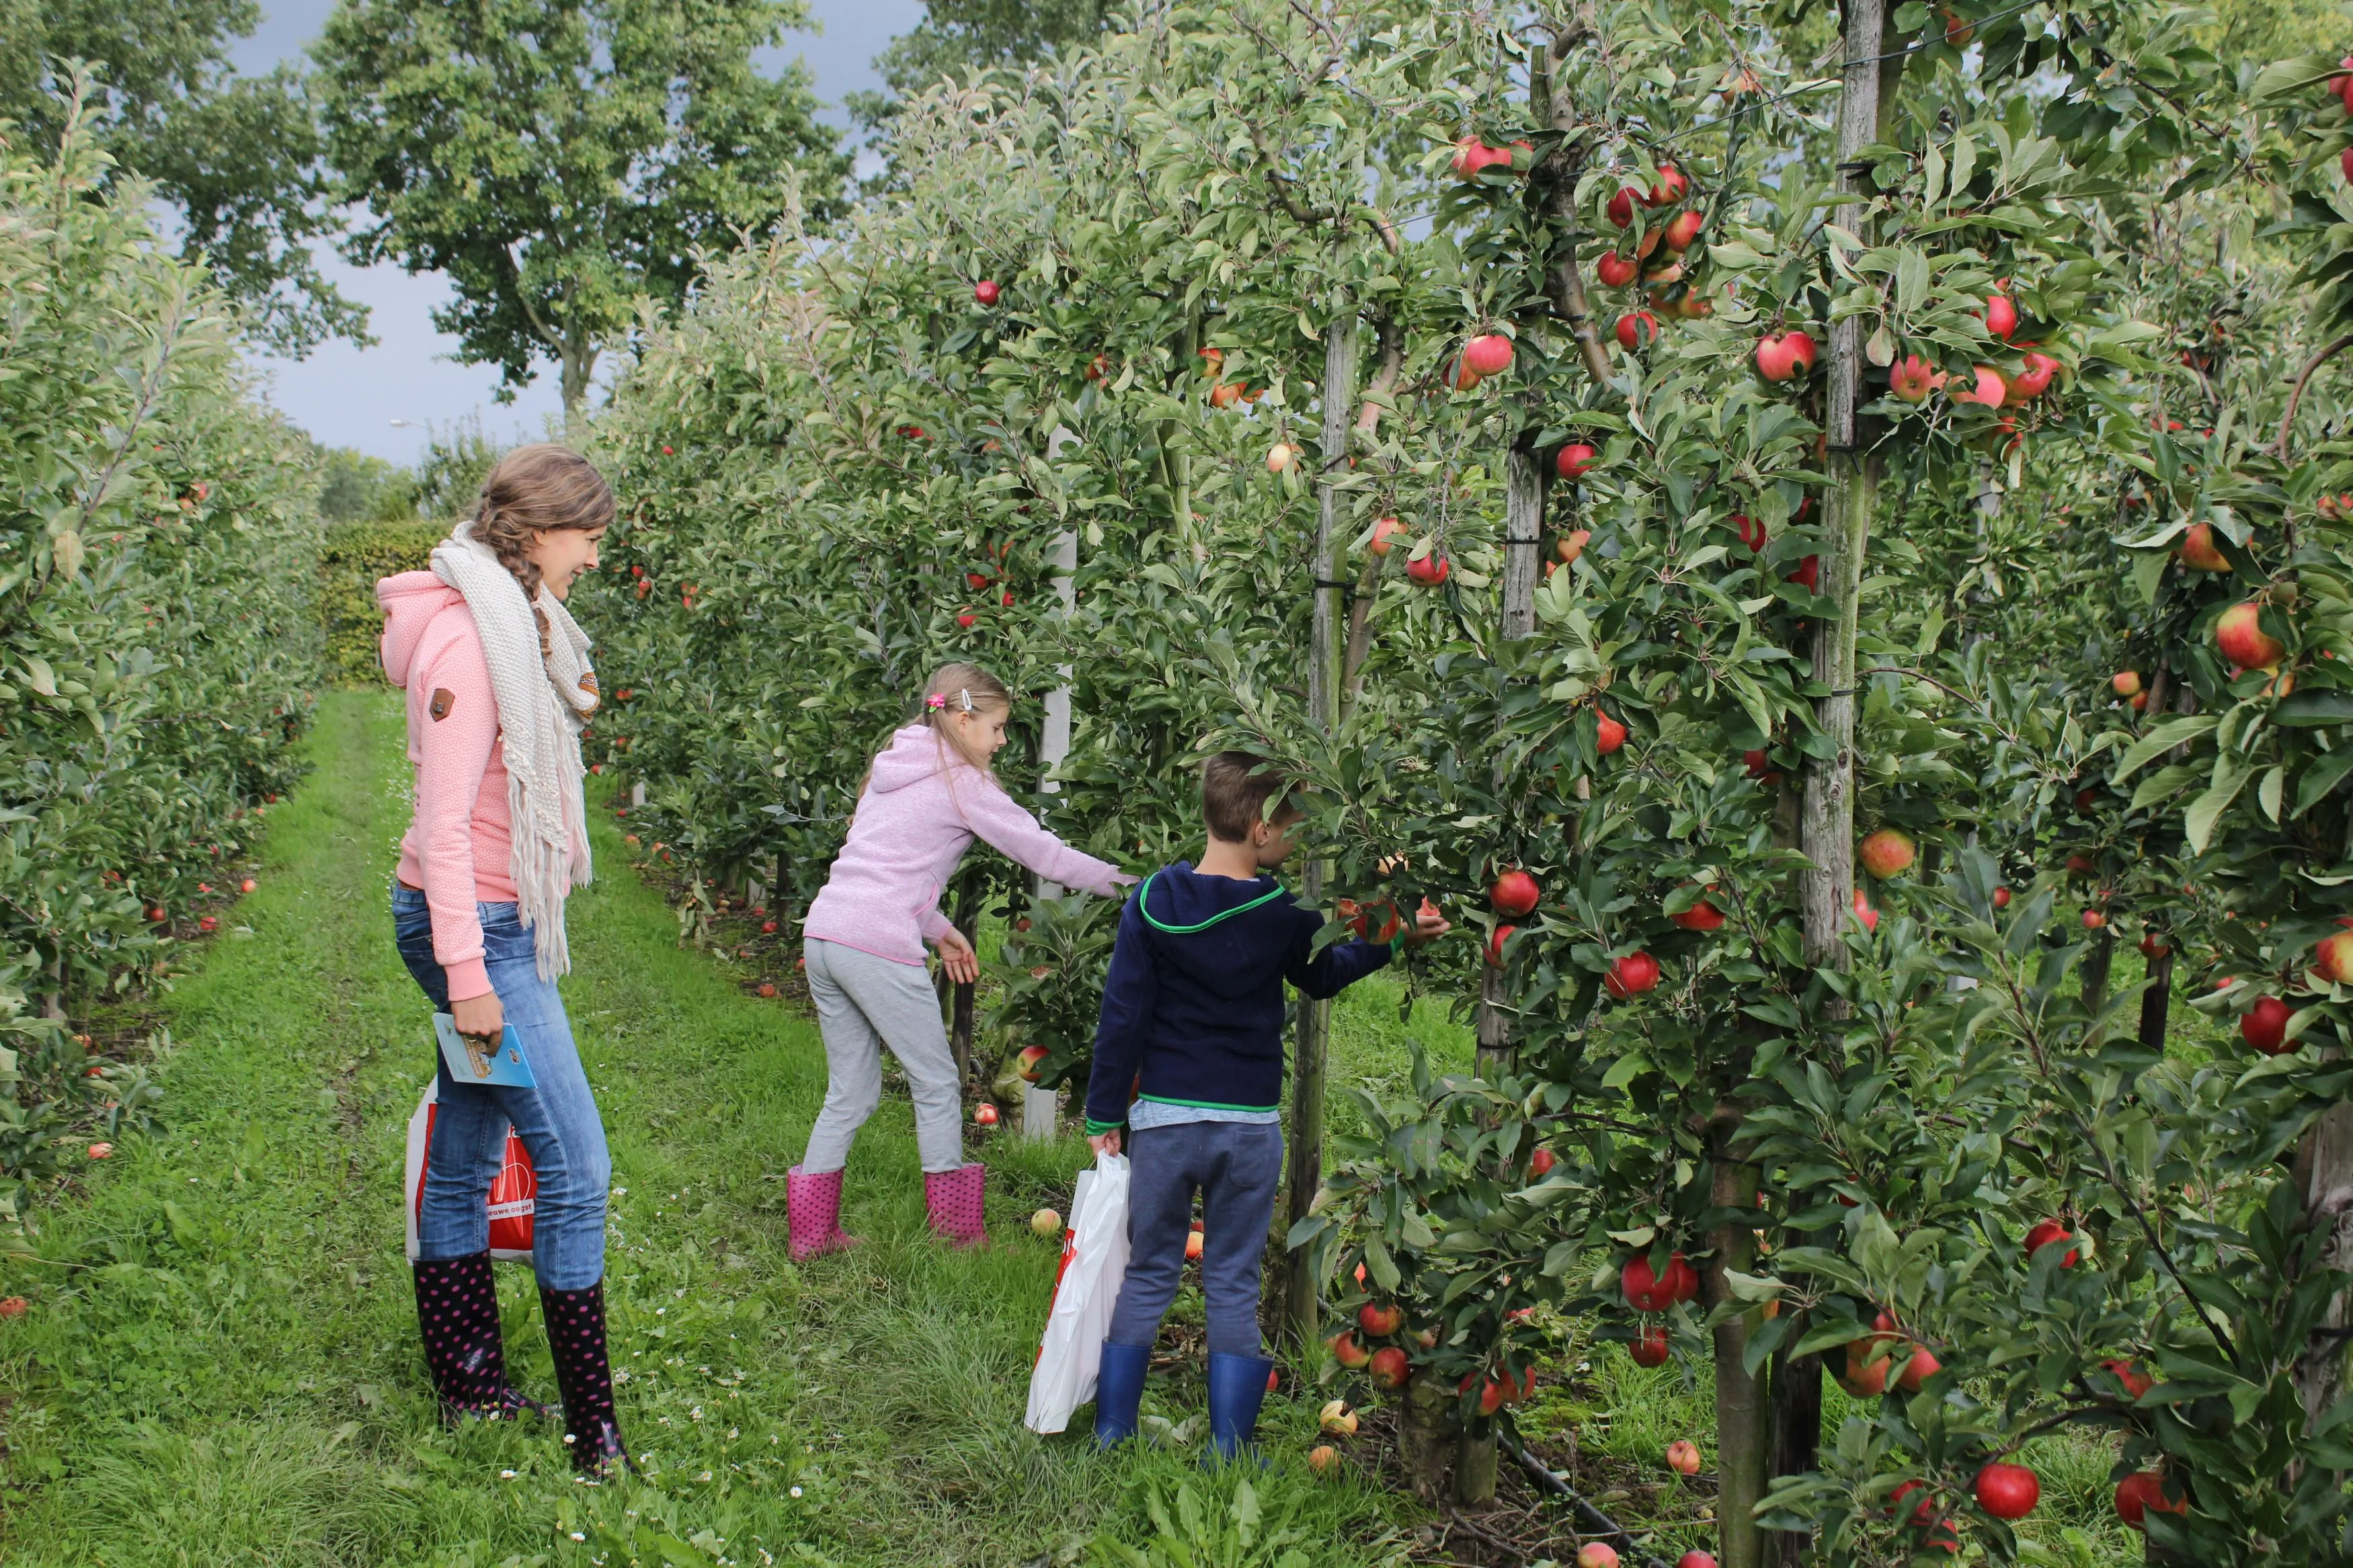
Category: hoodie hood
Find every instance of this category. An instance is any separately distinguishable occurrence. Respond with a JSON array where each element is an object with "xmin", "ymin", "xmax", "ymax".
[
  {"xmin": 867, "ymin": 722, "xmax": 978, "ymax": 794},
  {"xmin": 1135, "ymin": 862, "xmax": 1303, "ymax": 999},
  {"xmin": 376, "ymin": 570, "xmax": 463, "ymax": 688}
]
